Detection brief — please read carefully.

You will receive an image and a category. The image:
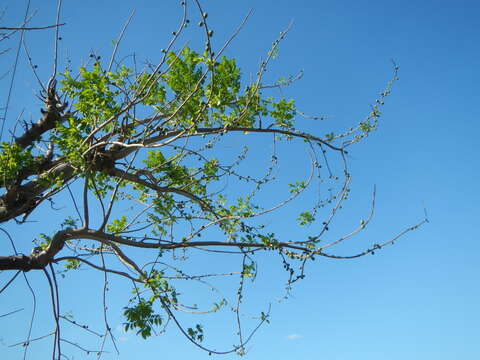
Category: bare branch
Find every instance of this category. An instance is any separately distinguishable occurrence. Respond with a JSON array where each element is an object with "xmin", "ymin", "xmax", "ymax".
[{"xmin": 0, "ymin": 24, "xmax": 65, "ymax": 31}]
